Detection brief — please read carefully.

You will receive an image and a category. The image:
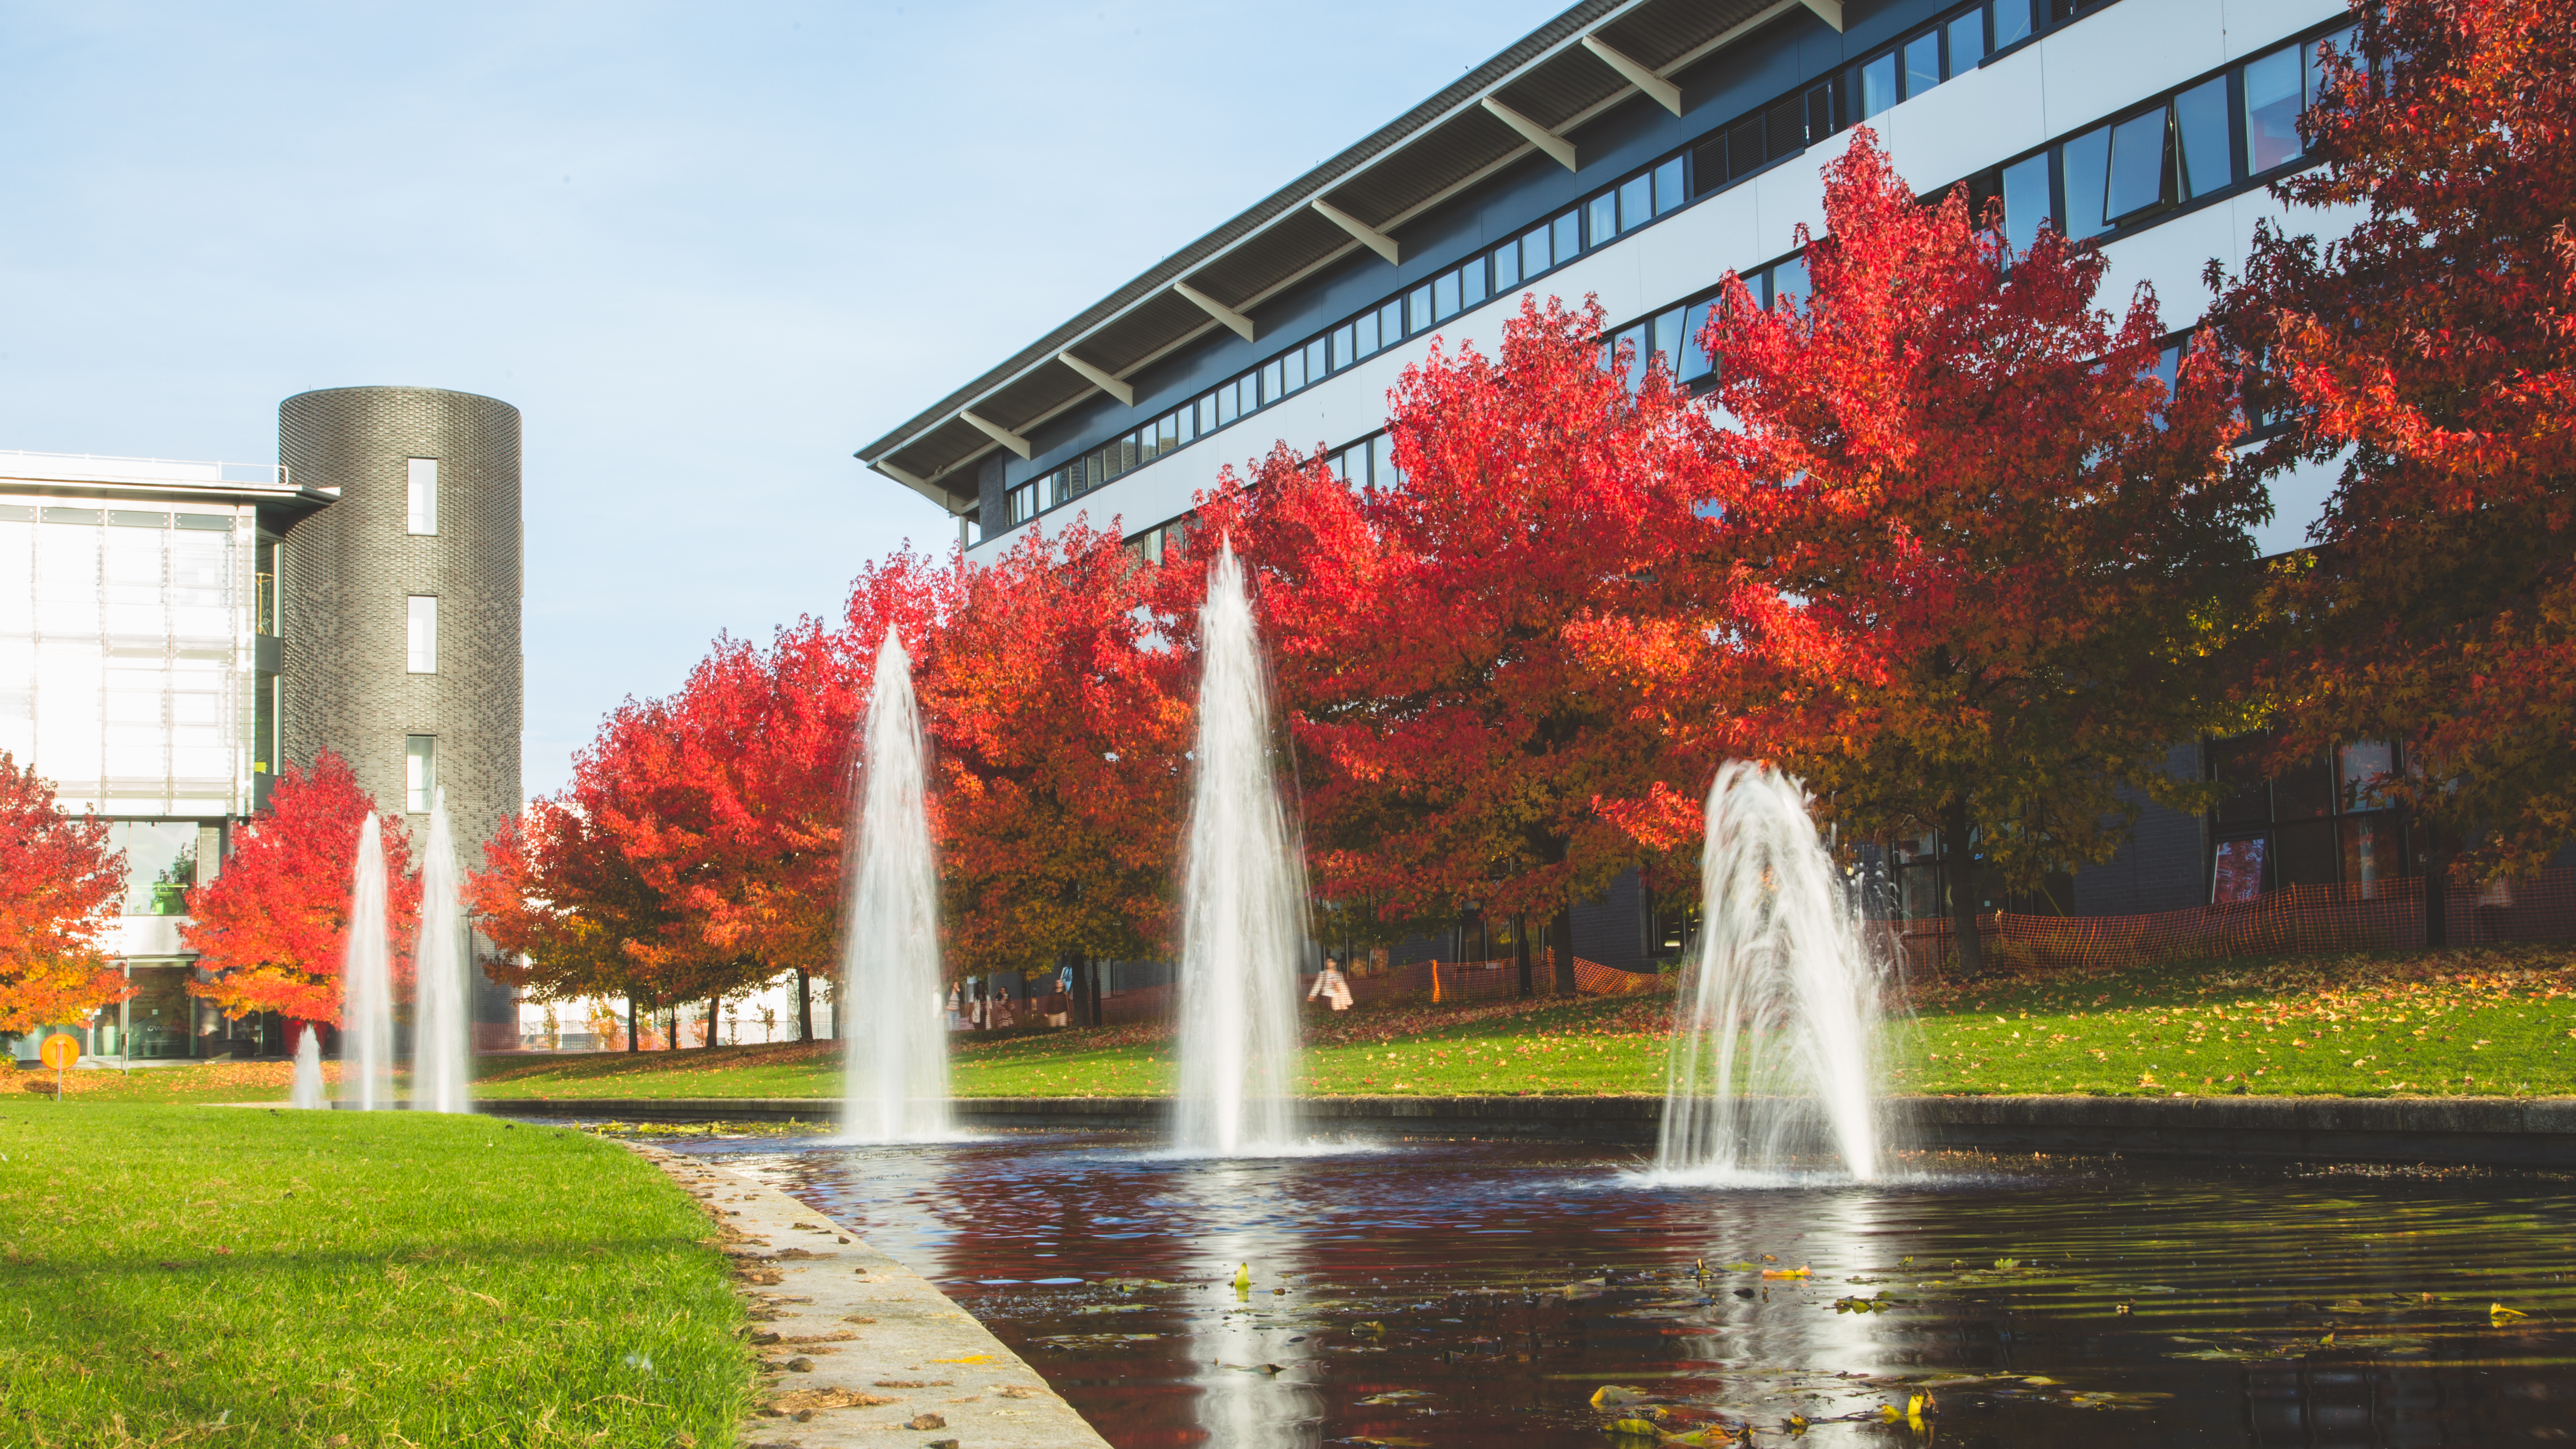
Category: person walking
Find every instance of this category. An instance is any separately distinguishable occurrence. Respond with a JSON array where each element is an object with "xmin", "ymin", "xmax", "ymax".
[{"xmin": 1308, "ymin": 954, "xmax": 1354, "ymax": 1012}]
